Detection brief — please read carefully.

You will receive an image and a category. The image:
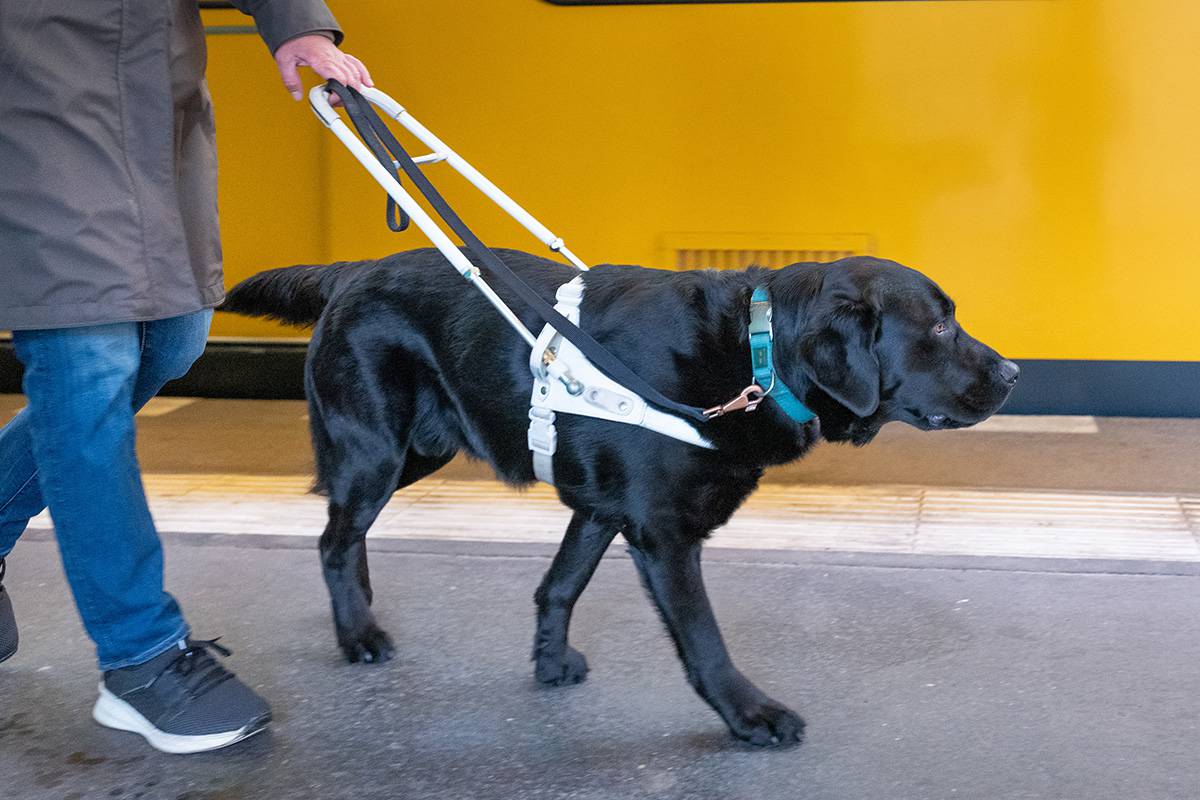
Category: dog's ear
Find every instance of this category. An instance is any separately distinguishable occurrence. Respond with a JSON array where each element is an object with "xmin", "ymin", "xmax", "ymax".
[{"xmin": 796, "ymin": 289, "xmax": 881, "ymax": 418}]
